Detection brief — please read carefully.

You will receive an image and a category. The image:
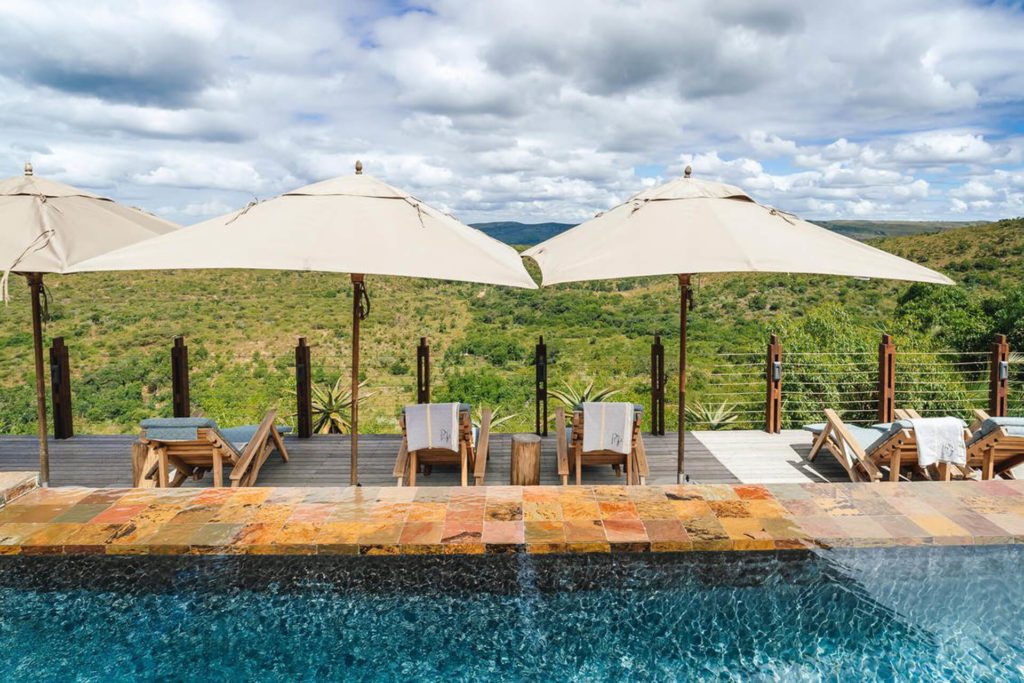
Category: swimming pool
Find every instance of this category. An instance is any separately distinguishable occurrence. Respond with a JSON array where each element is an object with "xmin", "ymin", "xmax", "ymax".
[{"xmin": 1, "ymin": 546, "xmax": 1020, "ymax": 681}]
